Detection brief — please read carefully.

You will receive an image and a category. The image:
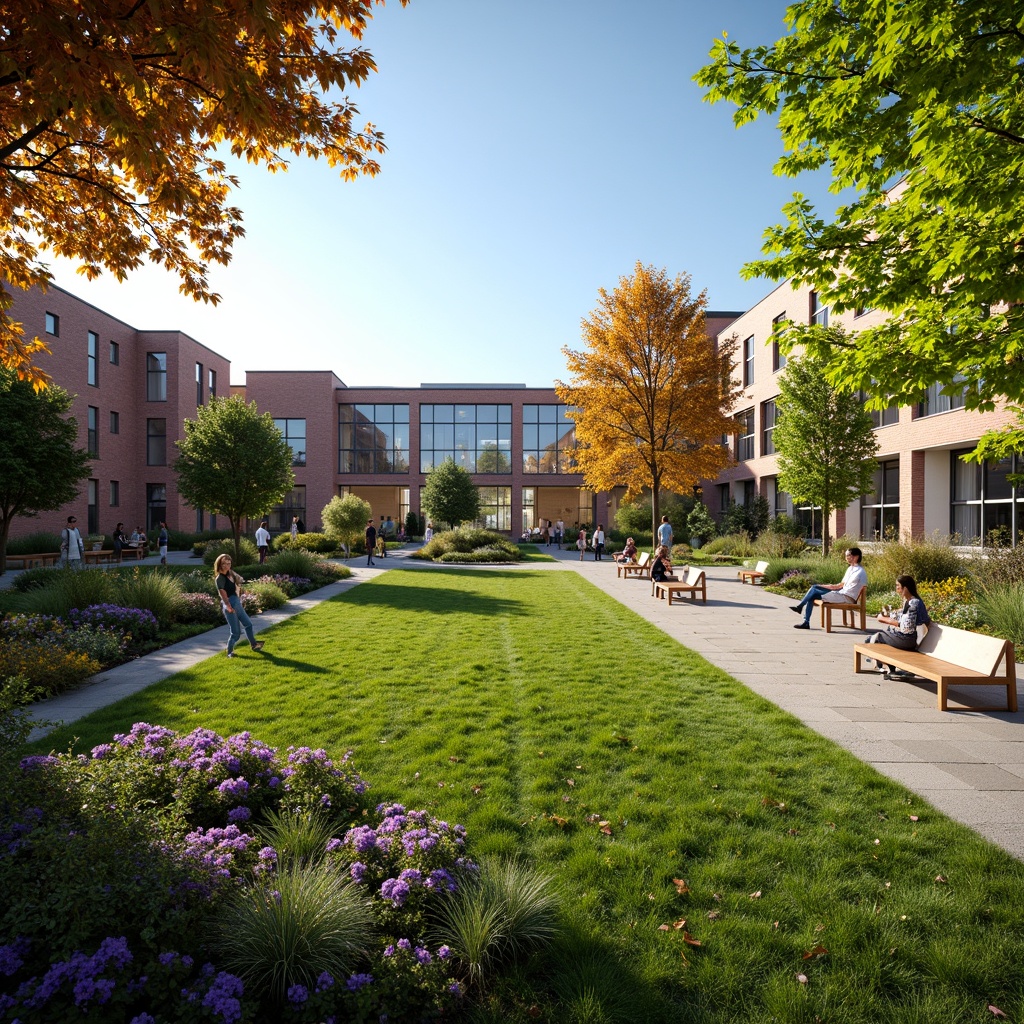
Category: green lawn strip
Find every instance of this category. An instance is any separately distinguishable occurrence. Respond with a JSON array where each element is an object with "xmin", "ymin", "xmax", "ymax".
[{"xmin": 25, "ymin": 568, "xmax": 1024, "ymax": 1024}]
